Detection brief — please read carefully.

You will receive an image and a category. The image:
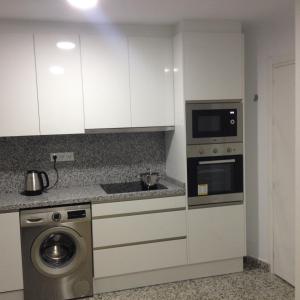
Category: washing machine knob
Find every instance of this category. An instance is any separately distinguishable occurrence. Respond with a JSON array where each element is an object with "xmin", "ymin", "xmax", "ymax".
[{"xmin": 52, "ymin": 212, "xmax": 61, "ymax": 222}]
